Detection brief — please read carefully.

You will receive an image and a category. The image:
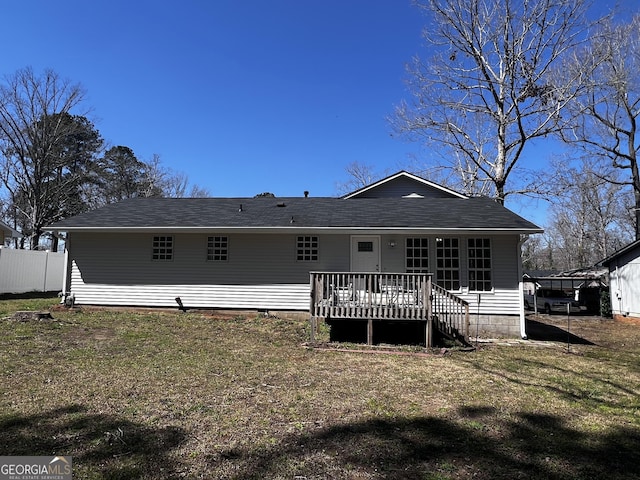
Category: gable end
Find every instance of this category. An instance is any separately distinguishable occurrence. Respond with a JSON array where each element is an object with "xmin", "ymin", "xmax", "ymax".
[{"xmin": 342, "ymin": 171, "xmax": 467, "ymax": 199}]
